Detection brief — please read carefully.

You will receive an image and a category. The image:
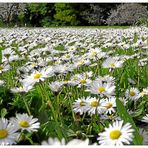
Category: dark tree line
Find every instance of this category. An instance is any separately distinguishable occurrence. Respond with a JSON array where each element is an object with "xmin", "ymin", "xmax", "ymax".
[
  {"xmin": 0, "ymin": 3, "xmax": 147, "ymax": 27},
  {"xmin": 23, "ymin": 3, "xmax": 119, "ymax": 26}
]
